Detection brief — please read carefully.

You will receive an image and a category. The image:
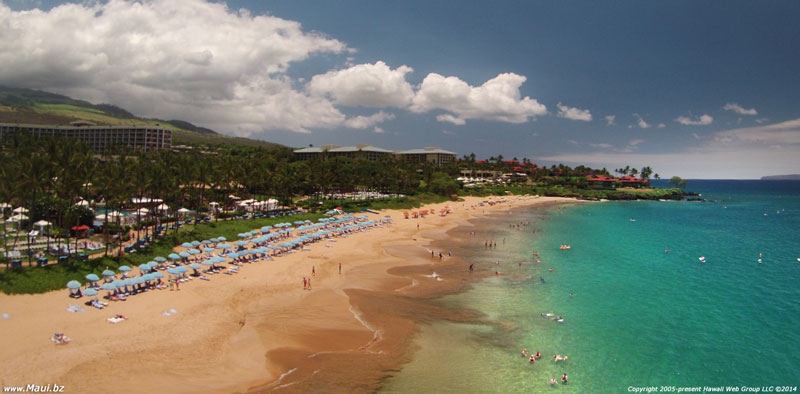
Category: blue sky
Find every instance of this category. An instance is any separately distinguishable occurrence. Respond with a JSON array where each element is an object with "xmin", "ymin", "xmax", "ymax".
[{"xmin": 2, "ymin": 0, "xmax": 799, "ymax": 178}]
